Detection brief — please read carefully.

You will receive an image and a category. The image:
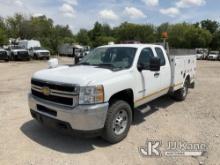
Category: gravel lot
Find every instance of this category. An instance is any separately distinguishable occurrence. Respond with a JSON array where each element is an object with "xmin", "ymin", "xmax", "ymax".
[{"xmin": 0, "ymin": 58, "xmax": 219, "ymax": 165}]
